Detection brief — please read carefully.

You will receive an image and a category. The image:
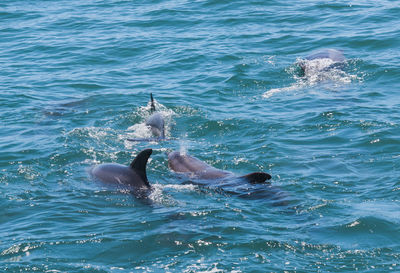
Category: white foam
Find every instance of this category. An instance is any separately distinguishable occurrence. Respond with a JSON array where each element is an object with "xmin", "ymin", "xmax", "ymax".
[
  {"xmin": 146, "ymin": 183, "xmax": 198, "ymax": 205},
  {"xmin": 123, "ymin": 99, "xmax": 176, "ymax": 146},
  {"xmin": 263, "ymin": 58, "xmax": 358, "ymax": 98},
  {"xmin": 262, "ymin": 83, "xmax": 305, "ymax": 99},
  {"xmin": 126, "ymin": 123, "xmax": 153, "ymax": 139},
  {"xmin": 183, "ymin": 262, "xmax": 226, "ymax": 273},
  {"xmin": 146, "ymin": 184, "xmax": 175, "ymax": 206},
  {"xmin": 162, "ymin": 184, "xmax": 197, "ymax": 191},
  {"xmin": 302, "ymin": 58, "xmax": 336, "ymax": 76}
]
